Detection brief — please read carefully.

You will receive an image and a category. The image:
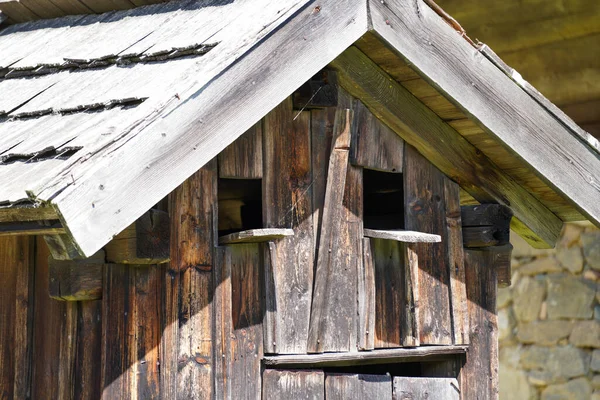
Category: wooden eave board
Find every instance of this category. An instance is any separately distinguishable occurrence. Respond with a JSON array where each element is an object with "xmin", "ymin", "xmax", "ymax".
[
  {"xmin": 354, "ymin": 32, "xmax": 586, "ymax": 223},
  {"xmin": 368, "ymin": 0, "xmax": 600, "ymax": 228}
]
